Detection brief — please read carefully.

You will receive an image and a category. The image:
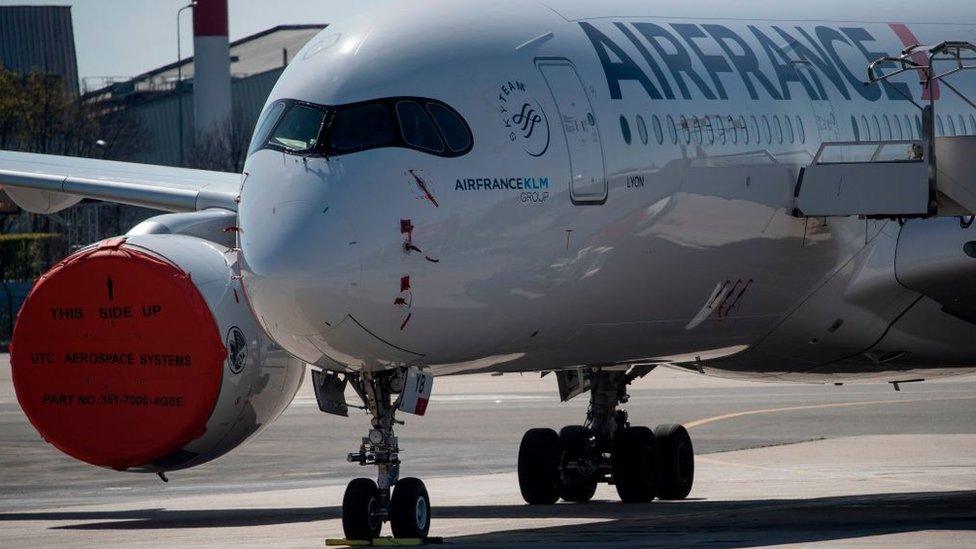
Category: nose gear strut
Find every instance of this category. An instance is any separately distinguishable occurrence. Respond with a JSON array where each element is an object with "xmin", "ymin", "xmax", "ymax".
[{"xmin": 340, "ymin": 368, "xmax": 431, "ymax": 541}]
